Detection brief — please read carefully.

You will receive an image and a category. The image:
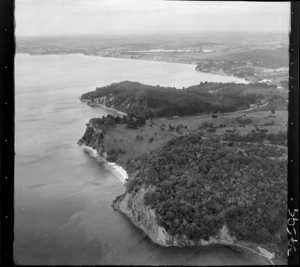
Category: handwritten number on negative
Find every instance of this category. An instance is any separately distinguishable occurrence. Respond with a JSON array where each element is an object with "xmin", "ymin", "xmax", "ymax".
[{"xmin": 287, "ymin": 209, "xmax": 298, "ymax": 256}]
